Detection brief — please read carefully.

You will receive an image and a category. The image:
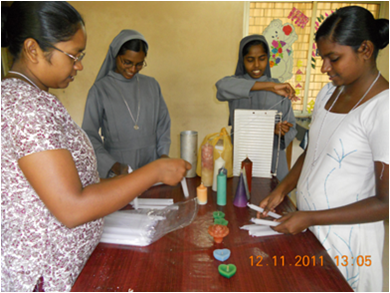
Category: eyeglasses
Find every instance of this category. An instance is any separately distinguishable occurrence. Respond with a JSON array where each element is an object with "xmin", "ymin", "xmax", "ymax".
[
  {"xmin": 50, "ymin": 45, "xmax": 86, "ymax": 64},
  {"xmin": 119, "ymin": 56, "xmax": 147, "ymax": 70}
]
